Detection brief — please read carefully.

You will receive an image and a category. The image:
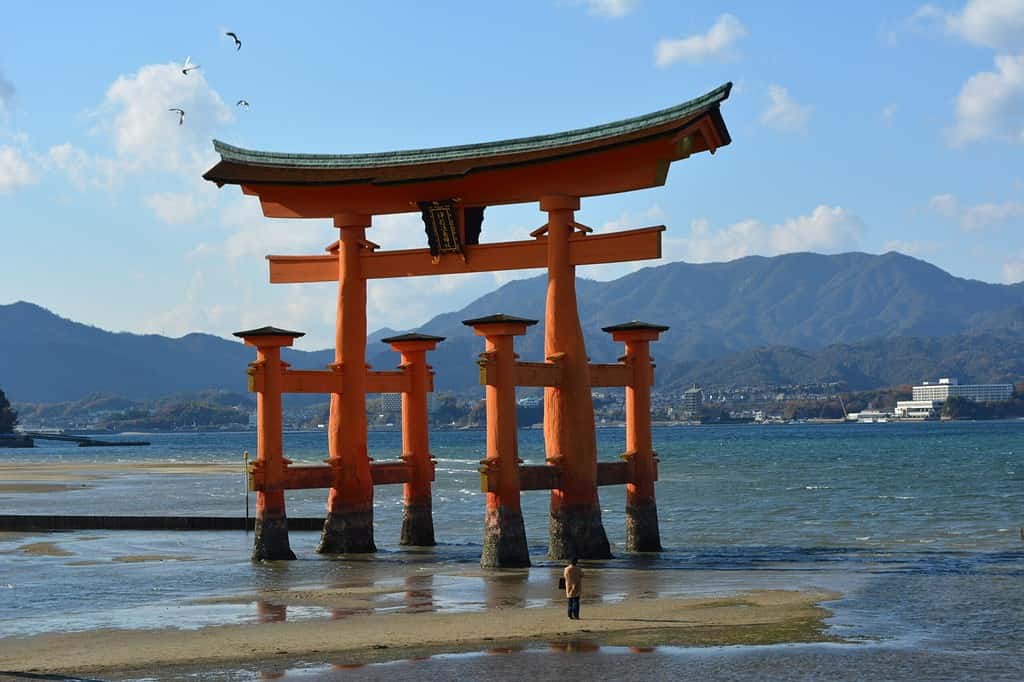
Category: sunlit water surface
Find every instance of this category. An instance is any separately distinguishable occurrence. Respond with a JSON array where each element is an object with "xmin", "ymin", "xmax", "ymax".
[{"xmin": 1, "ymin": 421, "xmax": 1021, "ymax": 679}]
